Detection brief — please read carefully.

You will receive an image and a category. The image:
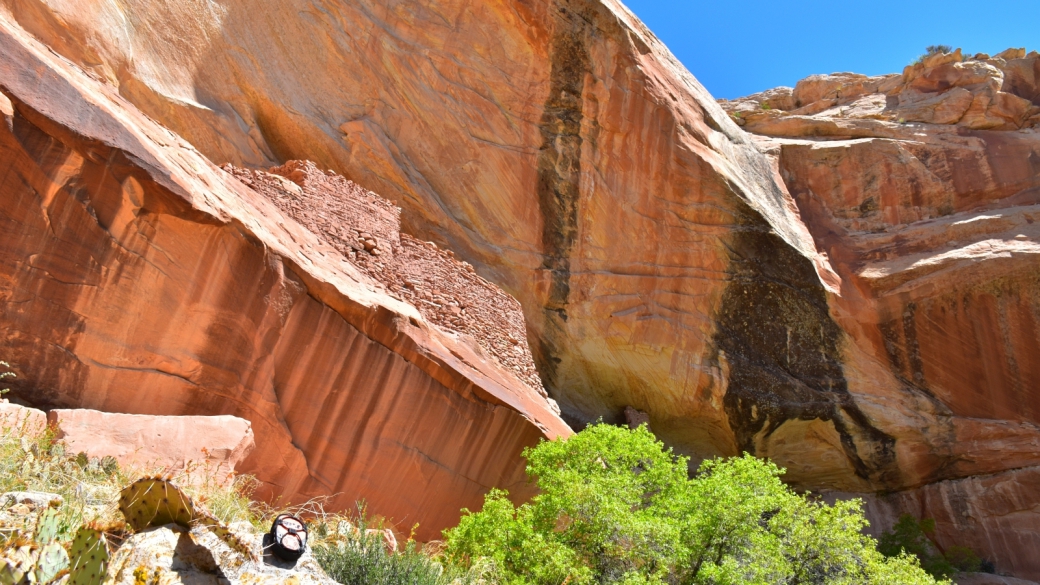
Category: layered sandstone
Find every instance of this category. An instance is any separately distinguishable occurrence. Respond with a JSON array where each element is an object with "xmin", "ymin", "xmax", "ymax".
[
  {"xmin": 4, "ymin": 0, "xmax": 1040, "ymax": 577},
  {"xmin": 0, "ymin": 0, "xmax": 841, "ymax": 481},
  {"xmin": 0, "ymin": 13, "xmax": 567, "ymax": 540},
  {"xmin": 722, "ymin": 48, "xmax": 1040, "ymax": 579}
]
